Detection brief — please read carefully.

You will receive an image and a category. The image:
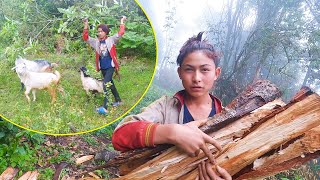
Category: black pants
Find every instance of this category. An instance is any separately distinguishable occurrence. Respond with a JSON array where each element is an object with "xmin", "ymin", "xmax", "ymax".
[{"xmin": 101, "ymin": 68, "xmax": 121, "ymax": 109}]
